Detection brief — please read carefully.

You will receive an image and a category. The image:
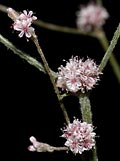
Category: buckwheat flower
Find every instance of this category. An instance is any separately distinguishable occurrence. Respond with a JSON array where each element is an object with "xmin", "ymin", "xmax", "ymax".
[
  {"xmin": 7, "ymin": 8, "xmax": 37, "ymax": 39},
  {"xmin": 18, "ymin": 10, "xmax": 37, "ymax": 21},
  {"xmin": 61, "ymin": 118, "xmax": 96, "ymax": 154},
  {"xmin": 76, "ymin": 3, "xmax": 109, "ymax": 32},
  {"xmin": 13, "ymin": 19, "xmax": 35, "ymax": 38},
  {"xmin": 56, "ymin": 56, "xmax": 102, "ymax": 93}
]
